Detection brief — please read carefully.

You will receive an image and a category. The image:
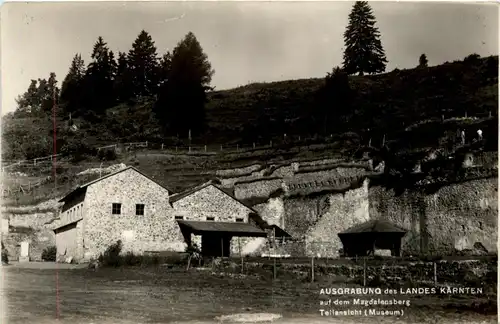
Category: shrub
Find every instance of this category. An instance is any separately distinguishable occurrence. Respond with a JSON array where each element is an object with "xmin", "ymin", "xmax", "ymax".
[
  {"xmin": 41, "ymin": 246, "xmax": 57, "ymax": 261},
  {"xmin": 98, "ymin": 240, "xmax": 123, "ymax": 267},
  {"xmin": 97, "ymin": 149, "xmax": 117, "ymax": 161},
  {"xmin": 123, "ymin": 251, "xmax": 142, "ymax": 266},
  {"xmin": 1, "ymin": 248, "xmax": 8, "ymax": 264}
]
